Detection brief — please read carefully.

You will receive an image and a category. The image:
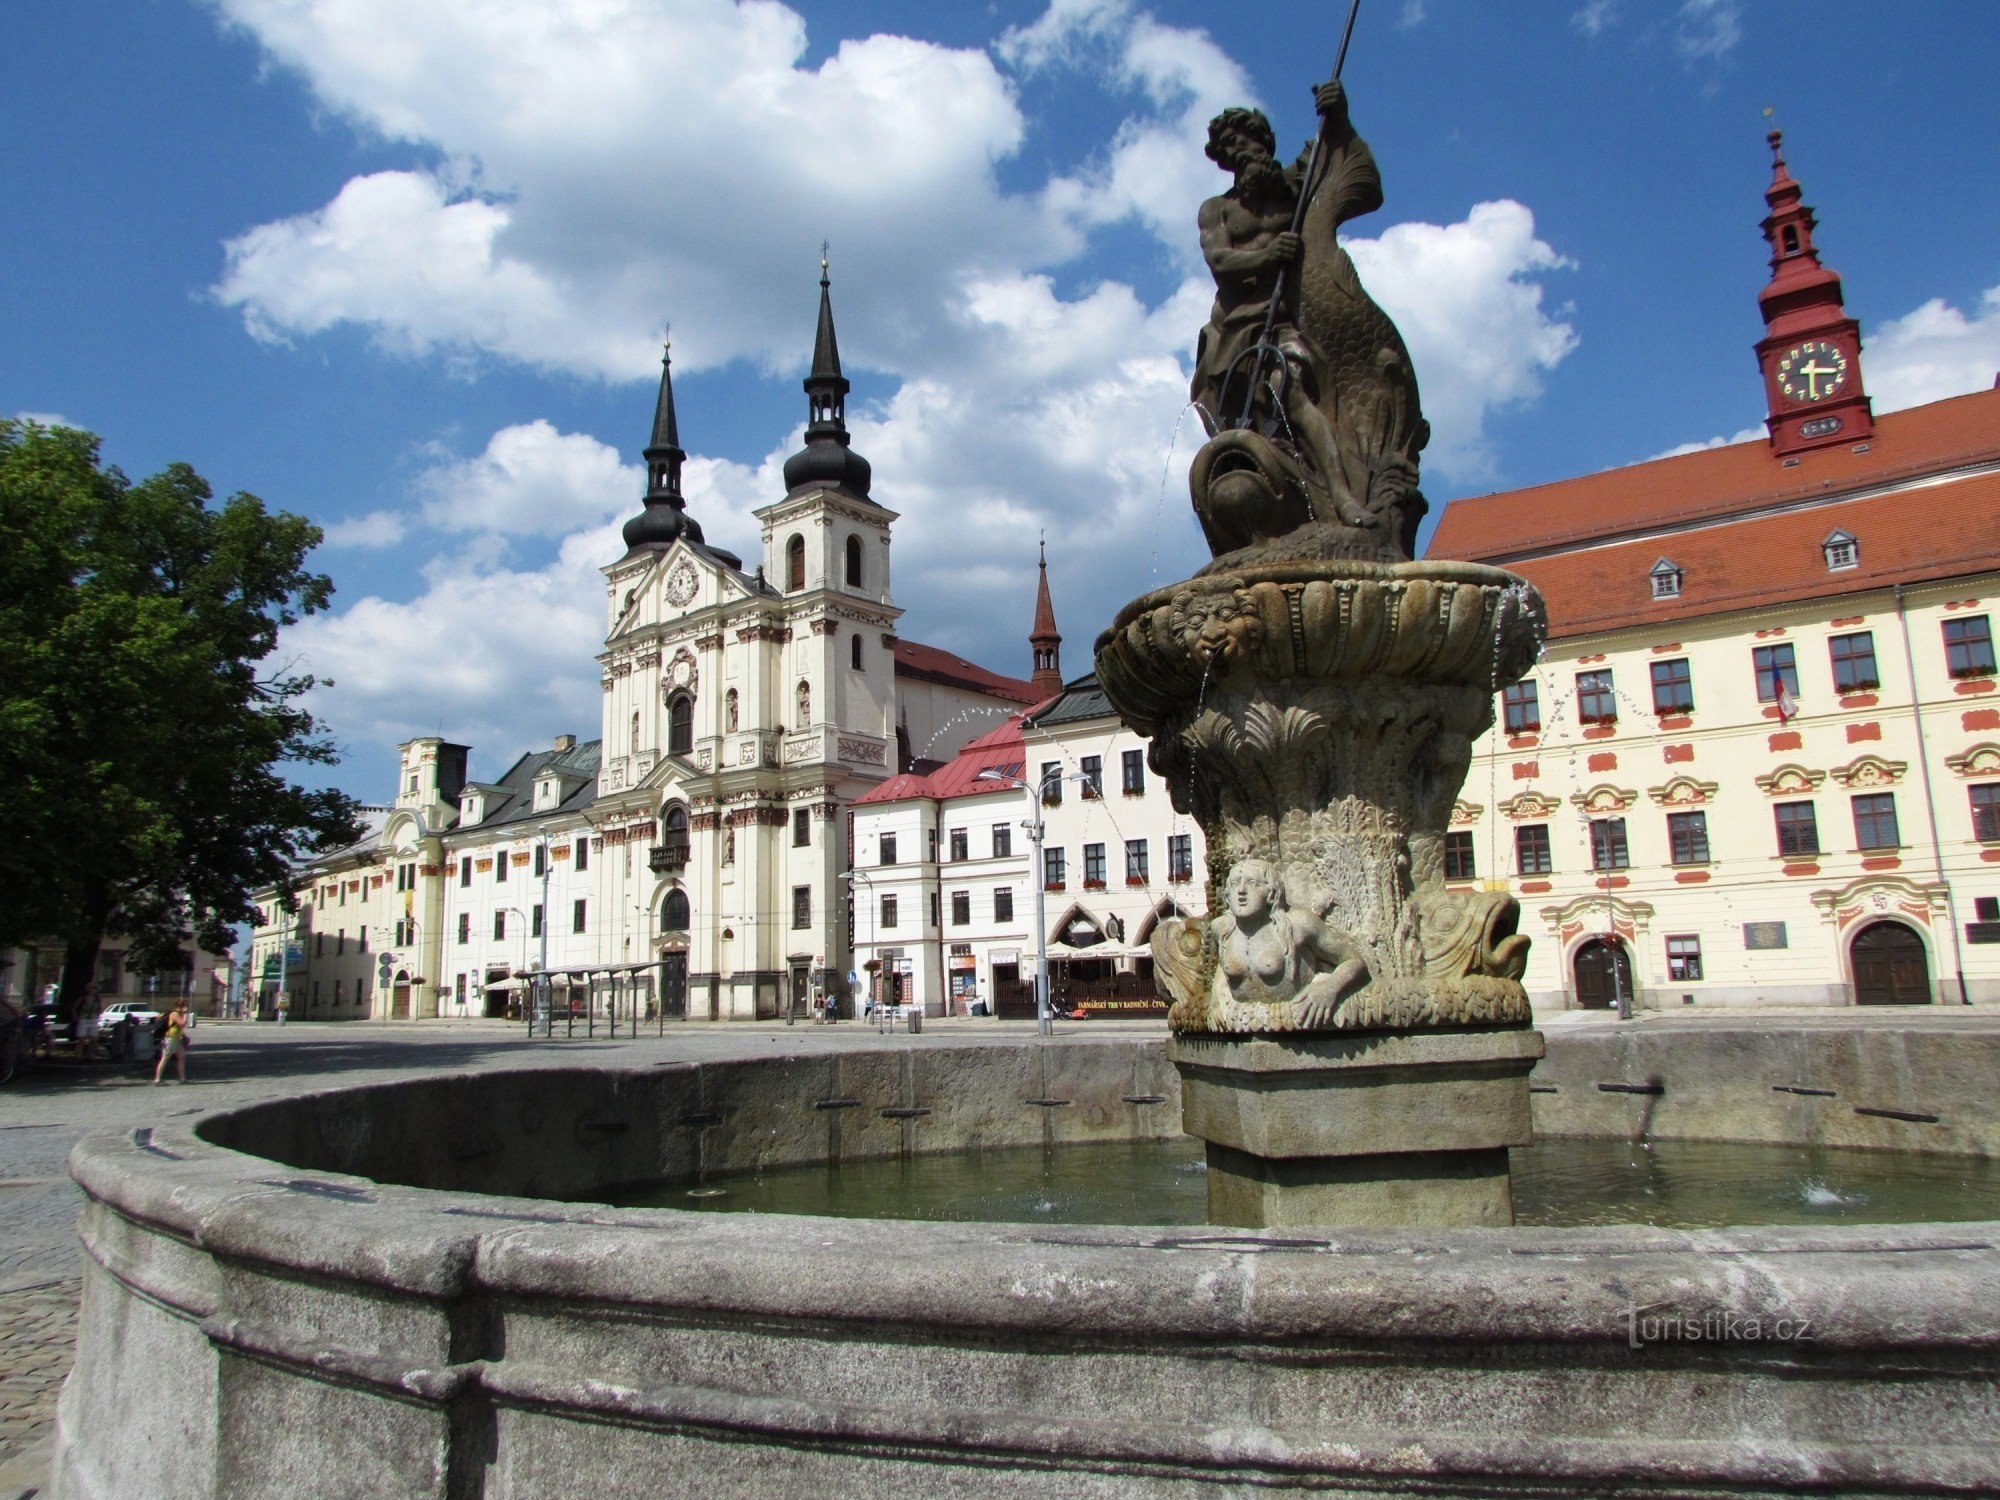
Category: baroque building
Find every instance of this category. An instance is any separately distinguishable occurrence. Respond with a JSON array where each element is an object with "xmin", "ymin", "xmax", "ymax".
[
  {"xmin": 1430, "ymin": 132, "xmax": 2000, "ymax": 1011},
  {"xmin": 251, "ymin": 268, "xmax": 1038, "ymax": 1020}
]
